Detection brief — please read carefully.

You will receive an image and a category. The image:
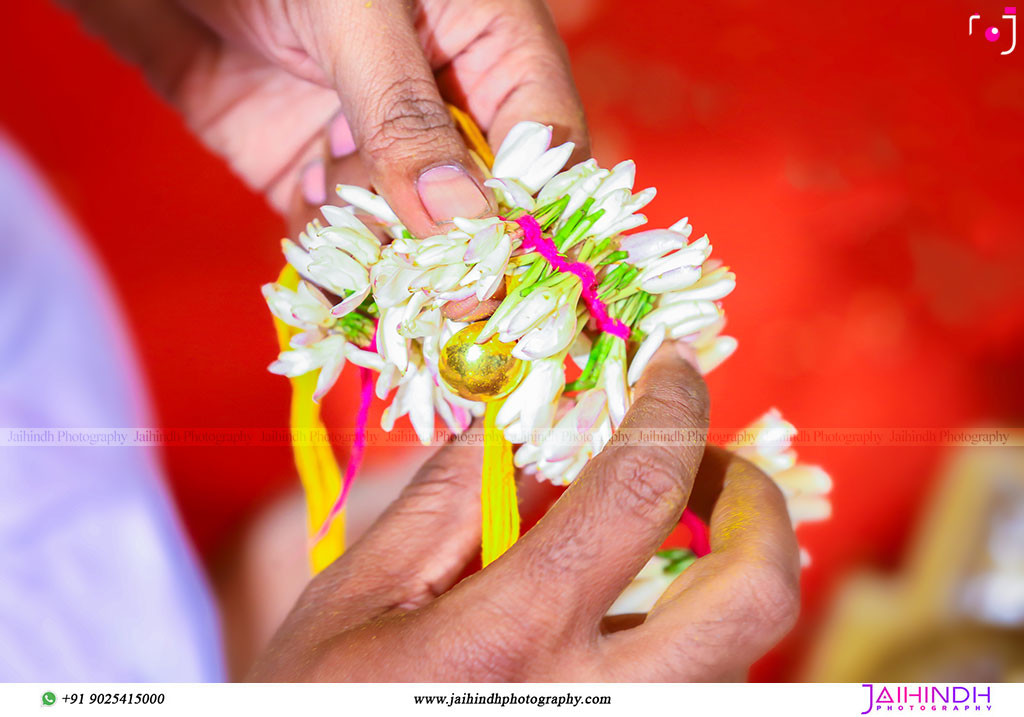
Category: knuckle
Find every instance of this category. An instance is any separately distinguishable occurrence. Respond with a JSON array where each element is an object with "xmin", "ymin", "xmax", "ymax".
[
  {"xmin": 363, "ymin": 77, "xmax": 455, "ymax": 161},
  {"xmin": 664, "ymin": 375, "xmax": 710, "ymax": 427},
  {"xmin": 520, "ymin": 508, "xmax": 601, "ymax": 587},
  {"xmin": 655, "ymin": 559, "xmax": 800, "ymax": 678},
  {"xmin": 609, "ymin": 446, "xmax": 688, "ymax": 521},
  {"xmin": 446, "ymin": 598, "xmax": 535, "ymax": 680},
  {"xmin": 633, "ymin": 376, "xmax": 709, "ymax": 434},
  {"xmin": 376, "ymin": 462, "xmax": 475, "ymax": 537},
  {"xmin": 729, "ymin": 558, "xmax": 801, "ymax": 635},
  {"xmin": 404, "ymin": 460, "xmax": 473, "ymax": 502}
]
